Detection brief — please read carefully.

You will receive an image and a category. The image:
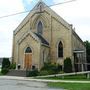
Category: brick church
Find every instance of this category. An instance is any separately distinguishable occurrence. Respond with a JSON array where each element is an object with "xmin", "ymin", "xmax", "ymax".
[{"xmin": 12, "ymin": 1, "xmax": 87, "ymax": 72}]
